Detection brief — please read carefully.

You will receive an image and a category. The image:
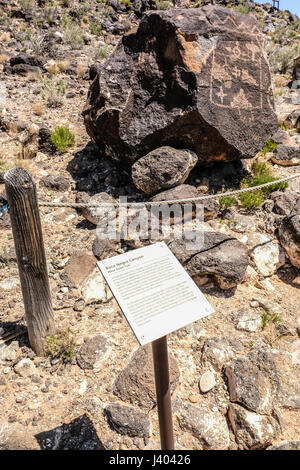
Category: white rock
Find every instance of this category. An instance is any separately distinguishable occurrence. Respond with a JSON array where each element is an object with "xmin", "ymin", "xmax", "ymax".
[
  {"xmin": 81, "ymin": 269, "xmax": 107, "ymax": 303},
  {"xmin": 235, "ymin": 310, "xmax": 262, "ymax": 332},
  {"xmin": 78, "ymin": 379, "xmax": 88, "ymax": 395},
  {"xmin": 0, "ymin": 278, "xmax": 20, "ymax": 290},
  {"xmin": 14, "ymin": 358, "xmax": 36, "ymax": 377},
  {"xmin": 250, "ymin": 234, "xmax": 280, "ymax": 277},
  {"xmin": 199, "ymin": 370, "xmax": 216, "ymax": 393},
  {"xmin": 290, "ymin": 340, "xmax": 300, "ymax": 365}
]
